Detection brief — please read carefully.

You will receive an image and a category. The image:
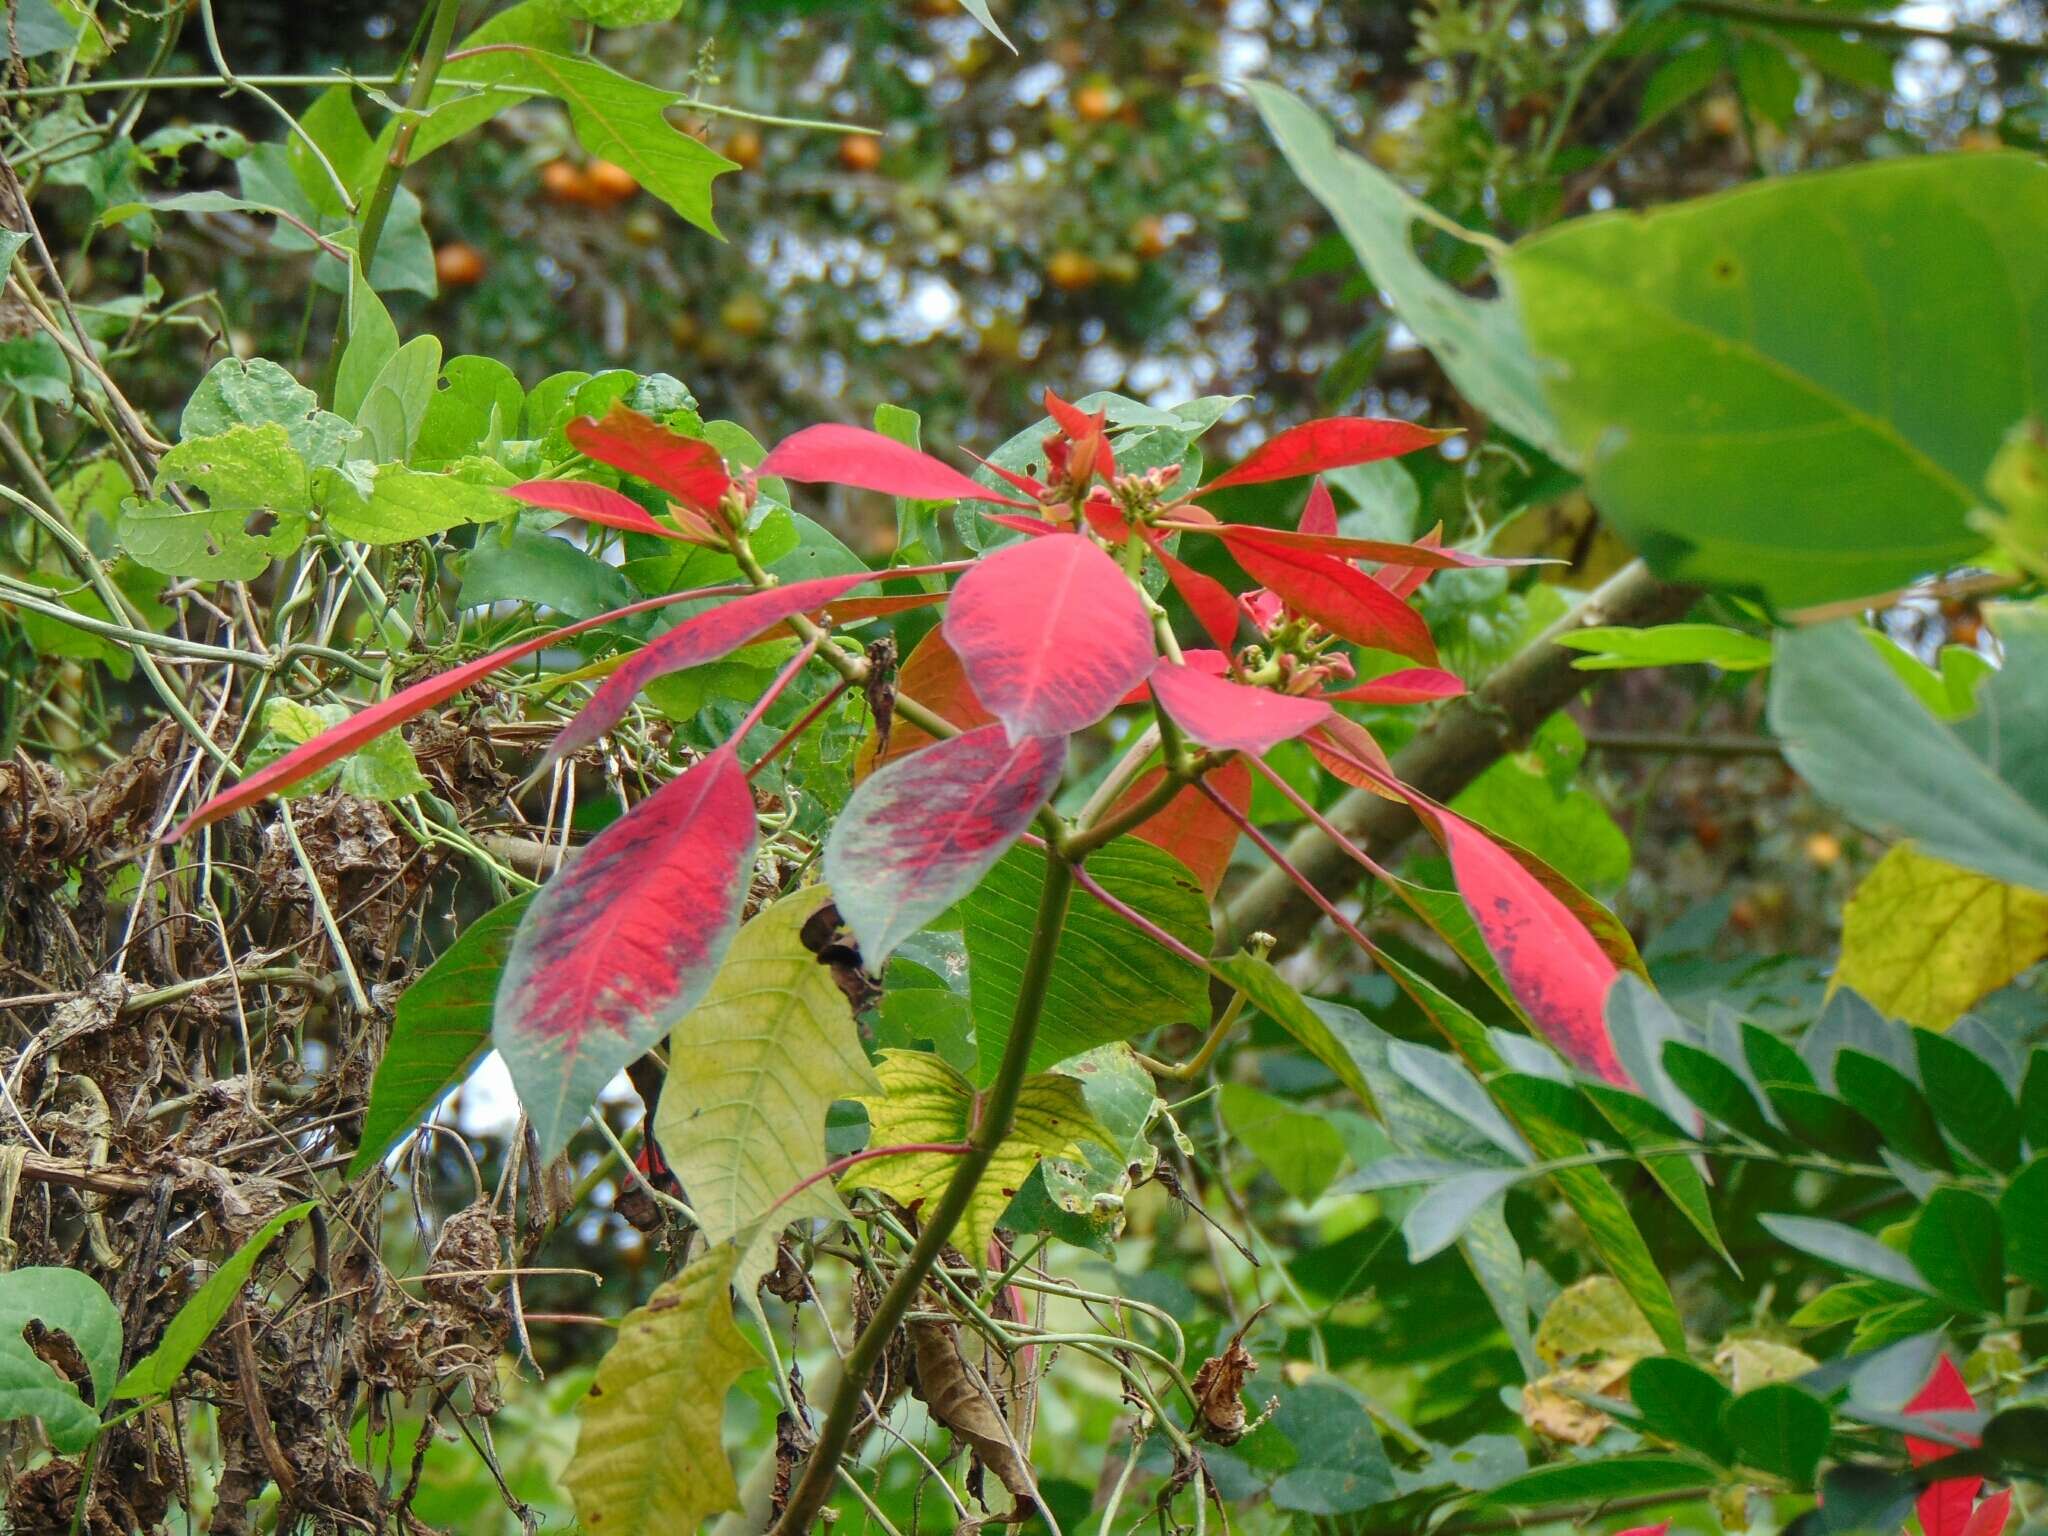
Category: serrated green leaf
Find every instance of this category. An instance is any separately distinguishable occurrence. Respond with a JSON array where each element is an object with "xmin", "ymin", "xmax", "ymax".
[
  {"xmin": 563, "ymin": 1249, "xmax": 758, "ymax": 1533},
  {"xmin": 0, "ymin": 1268, "xmax": 121, "ymax": 1453}
]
